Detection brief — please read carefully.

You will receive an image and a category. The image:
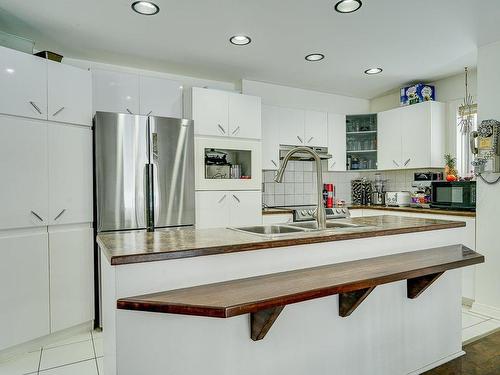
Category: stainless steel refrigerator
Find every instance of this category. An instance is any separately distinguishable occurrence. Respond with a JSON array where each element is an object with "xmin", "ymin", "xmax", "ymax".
[{"xmin": 94, "ymin": 111, "xmax": 195, "ymax": 232}]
